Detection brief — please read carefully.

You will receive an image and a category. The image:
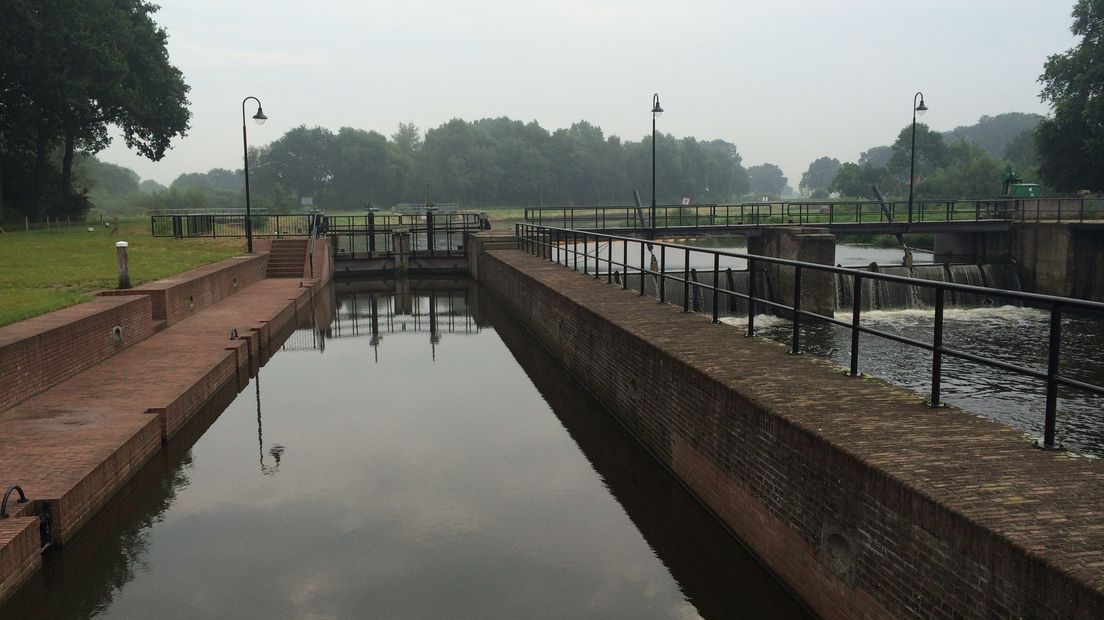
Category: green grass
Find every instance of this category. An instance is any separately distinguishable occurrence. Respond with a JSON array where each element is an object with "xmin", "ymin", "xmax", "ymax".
[{"xmin": 0, "ymin": 219, "xmax": 240, "ymax": 327}]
